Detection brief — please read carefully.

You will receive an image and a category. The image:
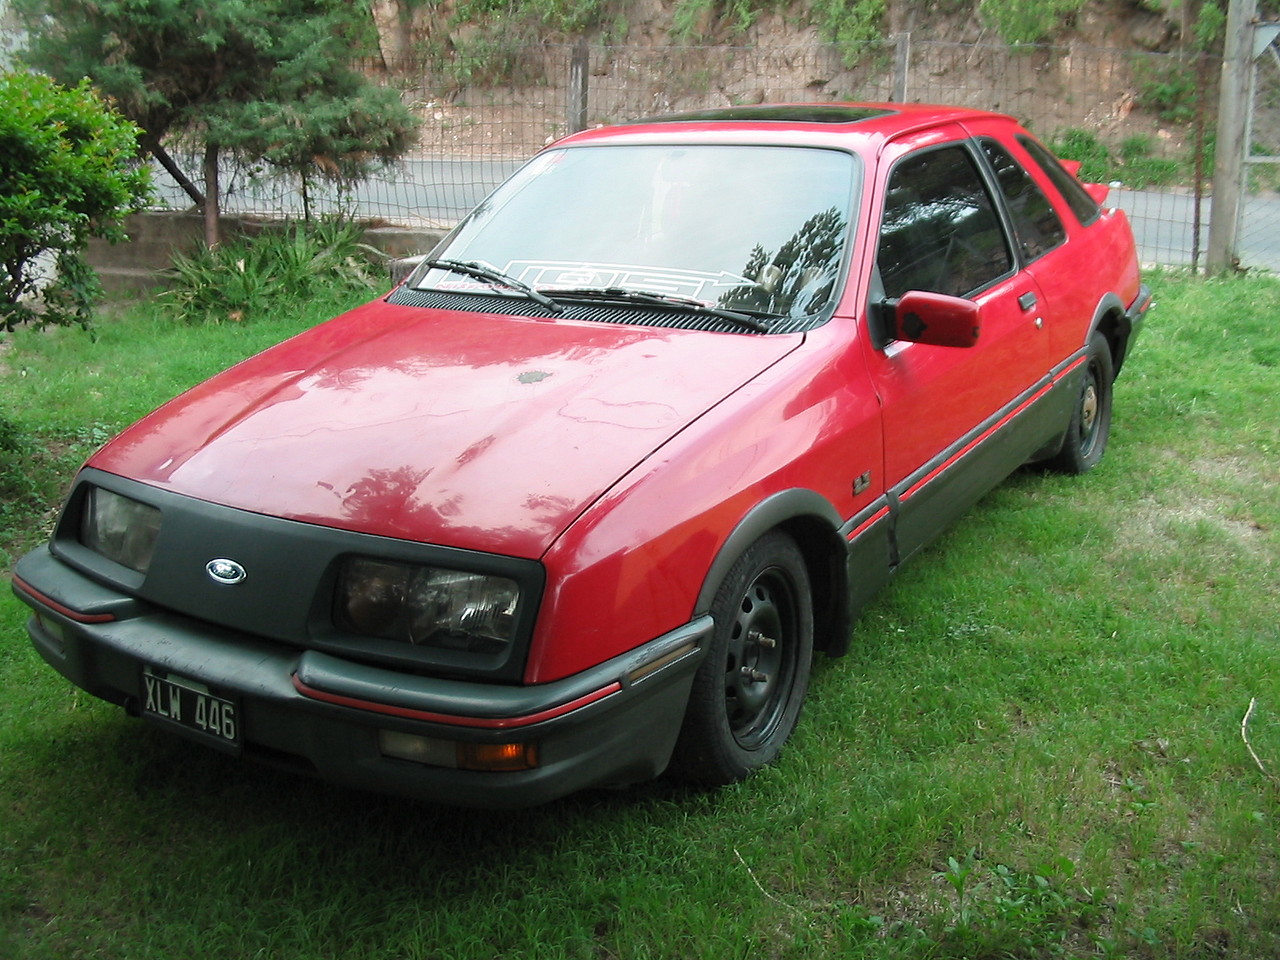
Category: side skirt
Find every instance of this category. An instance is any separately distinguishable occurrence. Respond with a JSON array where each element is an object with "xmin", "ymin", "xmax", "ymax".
[{"xmin": 846, "ymin": 365, "xmax": 1079, "ymax": 585}]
